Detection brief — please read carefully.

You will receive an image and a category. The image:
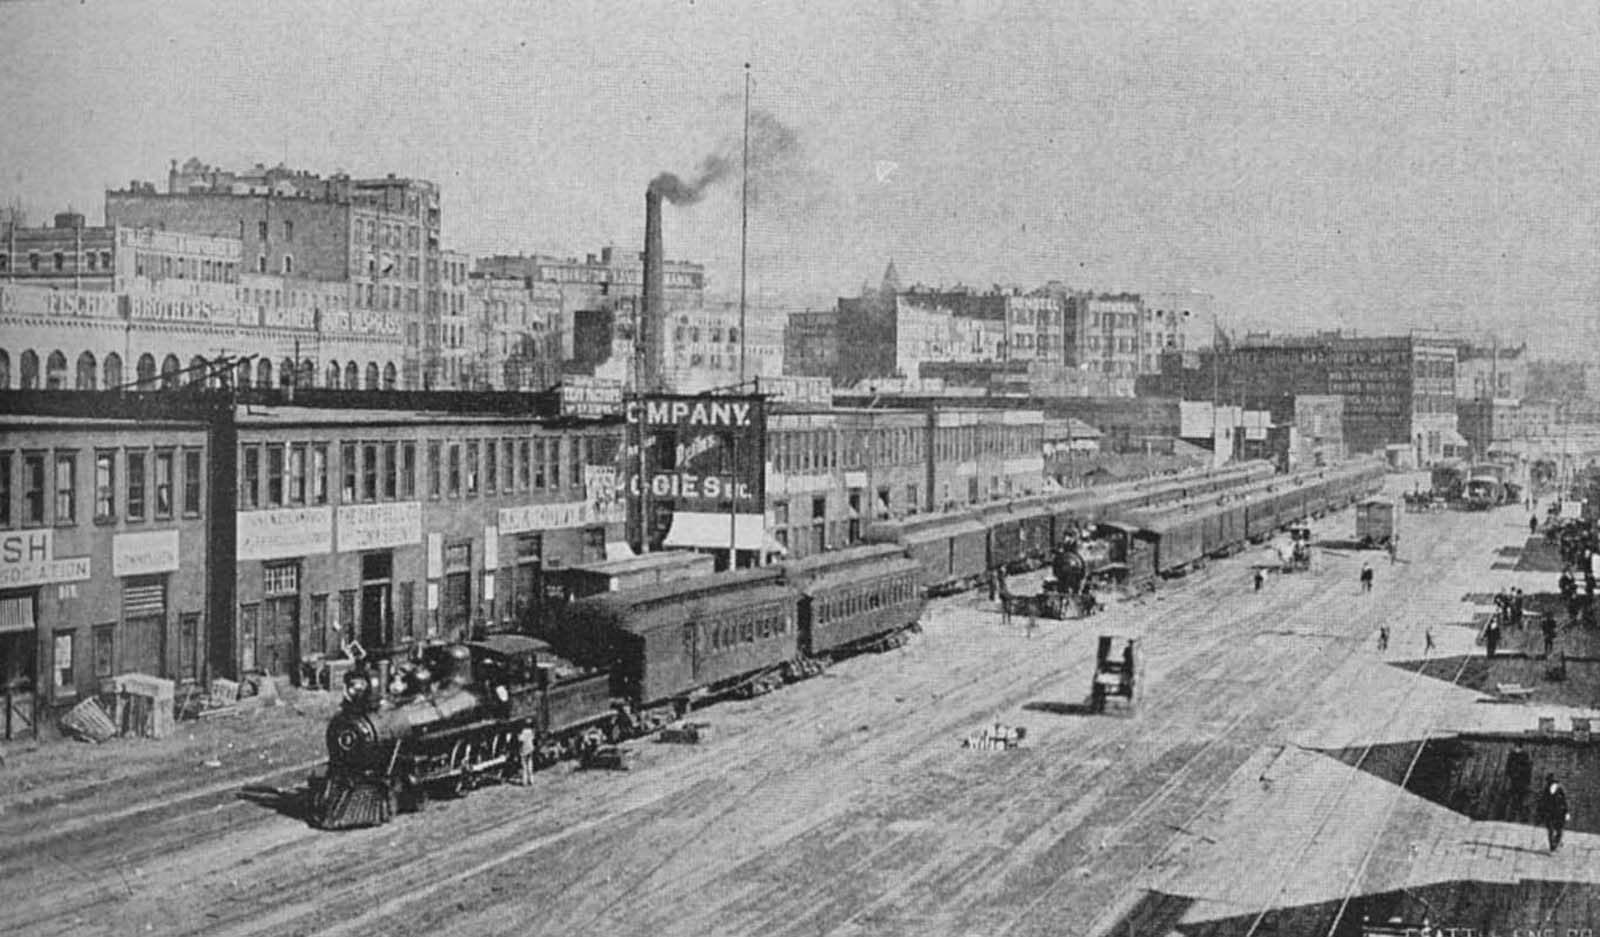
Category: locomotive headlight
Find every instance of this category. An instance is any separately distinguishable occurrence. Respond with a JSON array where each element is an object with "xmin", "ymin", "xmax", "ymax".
[{"xmin": 495, "ymin": 685, "xmax": 510, "ymax": 703}]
